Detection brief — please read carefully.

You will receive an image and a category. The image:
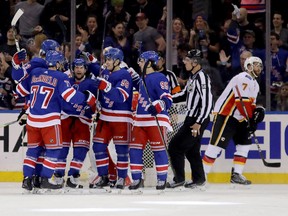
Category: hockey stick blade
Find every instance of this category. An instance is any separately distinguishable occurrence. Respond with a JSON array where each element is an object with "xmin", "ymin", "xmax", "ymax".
[
  {"xmin": 0, "ymin": 120, "xmax": 18, "ymax": 128},
  {"xmin": 254, "ymin": 135, "xmax": 281, "ymax": 168},
  {"xmin": 11, "ymin": 9, "xmax": 24, "ymax": 26}
]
